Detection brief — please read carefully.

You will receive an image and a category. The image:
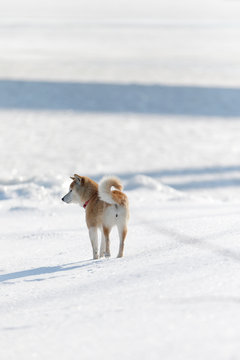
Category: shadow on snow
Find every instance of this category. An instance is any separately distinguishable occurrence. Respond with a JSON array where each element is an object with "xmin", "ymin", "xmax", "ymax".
[
  {"xmin": 0, "ymin": 261, "xmax": 101, "ymax": 283},
  {"xmin": 1, "ymin": 79, "xmax": 240, "ymax": 117}
]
